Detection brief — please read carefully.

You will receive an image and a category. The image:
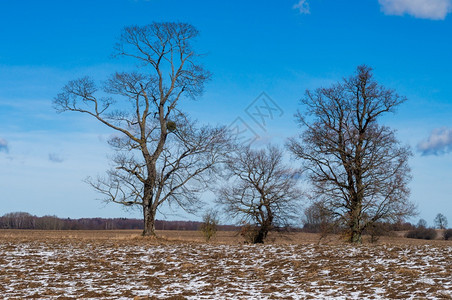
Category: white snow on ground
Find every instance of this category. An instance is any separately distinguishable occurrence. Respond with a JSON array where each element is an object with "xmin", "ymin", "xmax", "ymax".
[{"xmin": 0, "ymin": 241, "xmax": 451, "ymax": 299}]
